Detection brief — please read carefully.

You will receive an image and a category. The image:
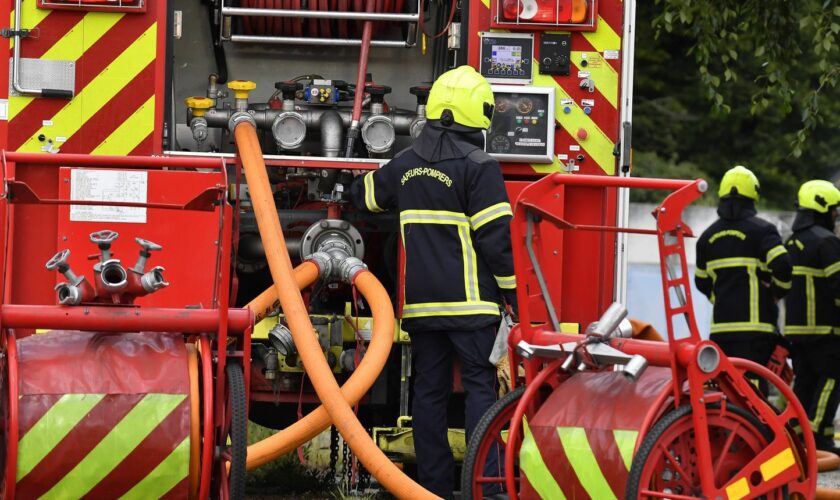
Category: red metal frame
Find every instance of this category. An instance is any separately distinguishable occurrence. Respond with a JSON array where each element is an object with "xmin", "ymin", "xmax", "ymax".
[
  {"xmin": 499, "ymin": 173, "xmax": 816, "ymax": 498},
  {"xmin": 0, "ymin": 152, "xmax": 254, "ymax": 498}
]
